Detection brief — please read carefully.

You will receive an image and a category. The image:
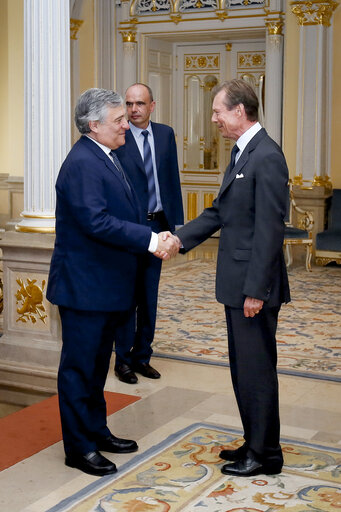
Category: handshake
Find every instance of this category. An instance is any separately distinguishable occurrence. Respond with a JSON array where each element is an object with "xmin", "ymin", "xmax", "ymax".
[{"xmin": 154, "ymin": 231, "xmax": 182, "ymax": 260}]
